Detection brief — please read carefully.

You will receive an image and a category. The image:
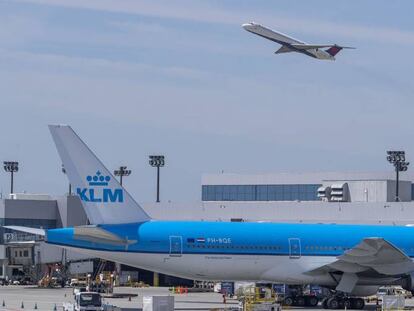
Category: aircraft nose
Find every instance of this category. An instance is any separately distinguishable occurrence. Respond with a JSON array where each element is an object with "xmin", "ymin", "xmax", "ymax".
[{"xmin": 242, "ymin": 22, "xmax": 255, "ymax": 30}]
